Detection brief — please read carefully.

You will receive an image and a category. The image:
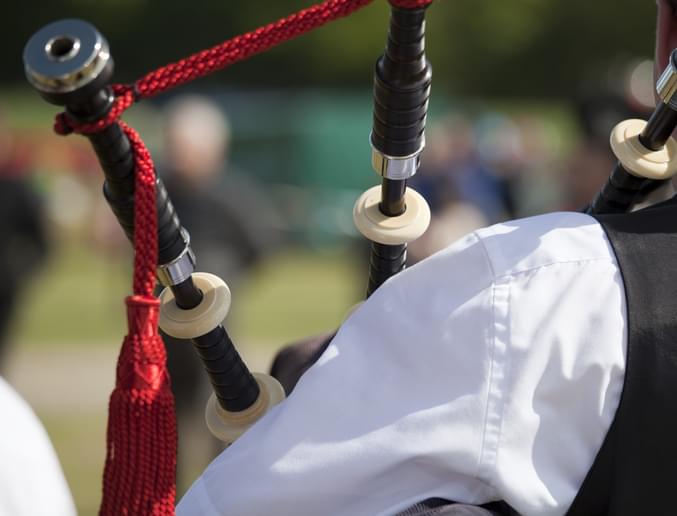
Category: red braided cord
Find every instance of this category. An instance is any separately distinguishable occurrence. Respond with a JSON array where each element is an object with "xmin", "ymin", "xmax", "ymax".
[
  {"xmin": 55, "ymin": 100, "xmax": 157, "ymax": 298},
  {"xmin": 54, "ymin": 0, "xmax": 434, "ymax": 132},
  {"xmin": 121, "ymin": 121, "xmax": 158, "ymax": 298},
  {"xmin": 100, "ymin": 296, "xmax": 176, "ymax": 516},
  {"xmin": 56, "ymin": 94, "xmax": 174, "ymax": 515},
  {"xmin": 91, "ymin": 121, "xmax": 173, "ymax": 514},
  {"xmin": 54, "ymin": 85, "xmax": 135, "ymax": 136},
  {"xmin": 134, "ymin": 0, "xmax": 375, "ymax": 98}
]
